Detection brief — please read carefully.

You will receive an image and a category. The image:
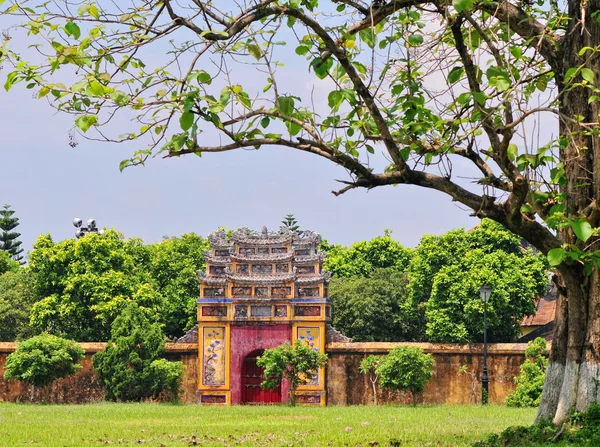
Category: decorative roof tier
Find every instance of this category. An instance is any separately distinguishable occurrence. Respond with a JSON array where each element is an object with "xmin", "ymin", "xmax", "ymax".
[
  {"xmin": 207, "ymin": 230, "xmax": 235, "ymax": 249},
  {"xmin": 294, "ymin": 252, "xmax": 326, "ymax": 265},
  {"xmin": 230, "ymin": 252, "xmax": 294, "ymax": 263},
  {"xmin": 296, "ymin": 273, "xmax": 331, "ymax": 285},
  {"xmin": 227, "ymin": 272, "xmax": 296, "ymax": 285},
  {"xmin": 292, "ymin": 230, "xmax": 322, "ymax": 246},
  {"xmin": 204, "ymin": 256, "xmax": 231, "ymax": 265},
  {"xmin": 197, "ymin": 273, "xmax": 228, "ymax": 286},
  {"xmin": 199, "ymin": 225, "xmax": 330, "ymax": 299}
]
